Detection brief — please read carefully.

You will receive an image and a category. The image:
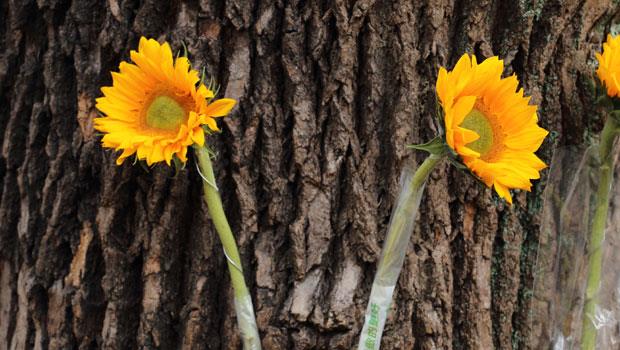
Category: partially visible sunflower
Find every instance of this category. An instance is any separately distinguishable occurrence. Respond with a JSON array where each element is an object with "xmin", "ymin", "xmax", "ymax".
[
  {"xmin": 596, "ymin": 34, "xmax": 620, "ymax": 98},
  {"xmin": 436, "ymin": 54, "xmax": 548, "ymax": 204},
  {"xmin": 94, "ymin": 37, "xmax": 235, "ymax": 166}
]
